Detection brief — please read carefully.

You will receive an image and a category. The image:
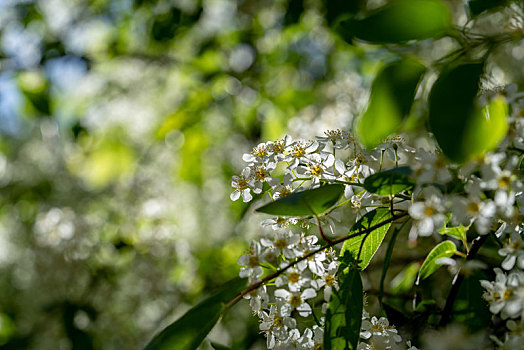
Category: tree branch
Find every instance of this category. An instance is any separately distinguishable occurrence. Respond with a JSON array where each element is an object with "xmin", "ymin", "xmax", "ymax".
[{"xmin": 226, "ymin": 212, "xmax": 408, "ymax": 308}]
